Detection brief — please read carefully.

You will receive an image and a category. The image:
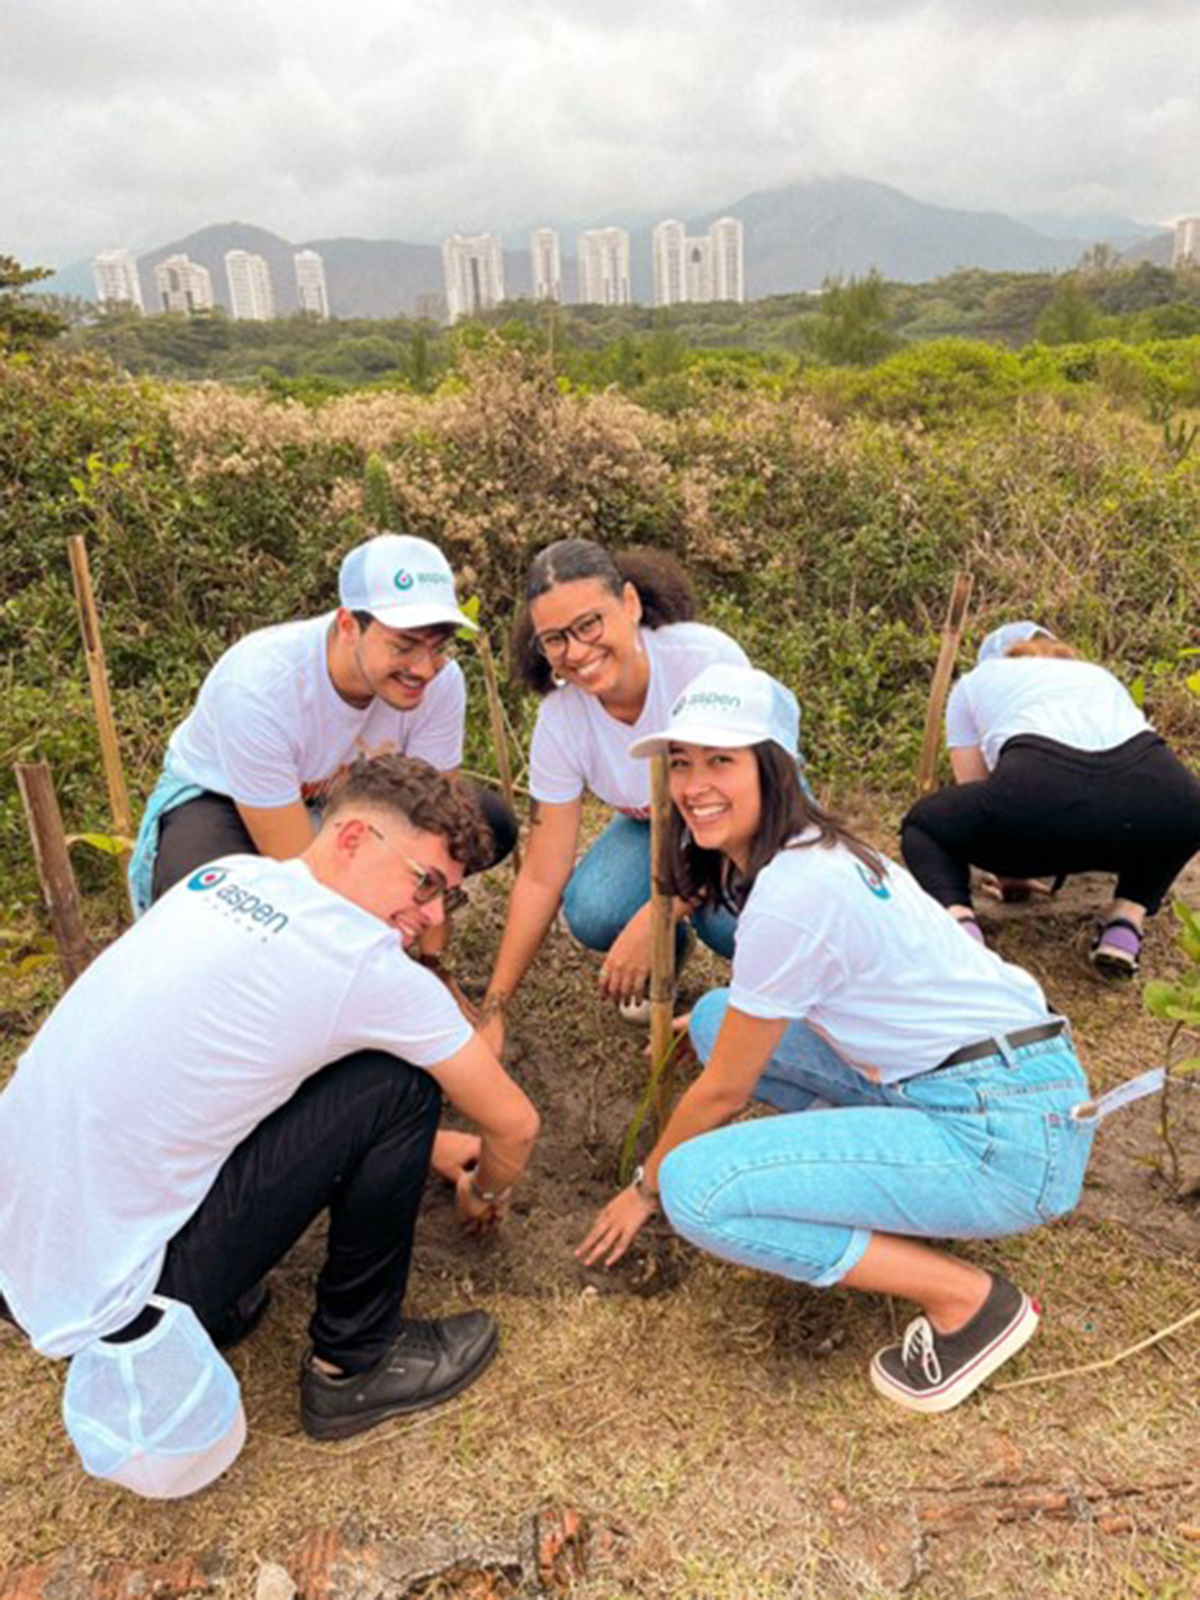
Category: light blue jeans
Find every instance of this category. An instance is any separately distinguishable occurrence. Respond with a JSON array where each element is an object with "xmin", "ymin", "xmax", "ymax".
[
  {"xmin": 561, "ymin": 815, "xmax": 737, "ymax": 960},
  {"xmin": 659, "ymin": 988, "xmax": 1095, "ymax": 1288}
]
